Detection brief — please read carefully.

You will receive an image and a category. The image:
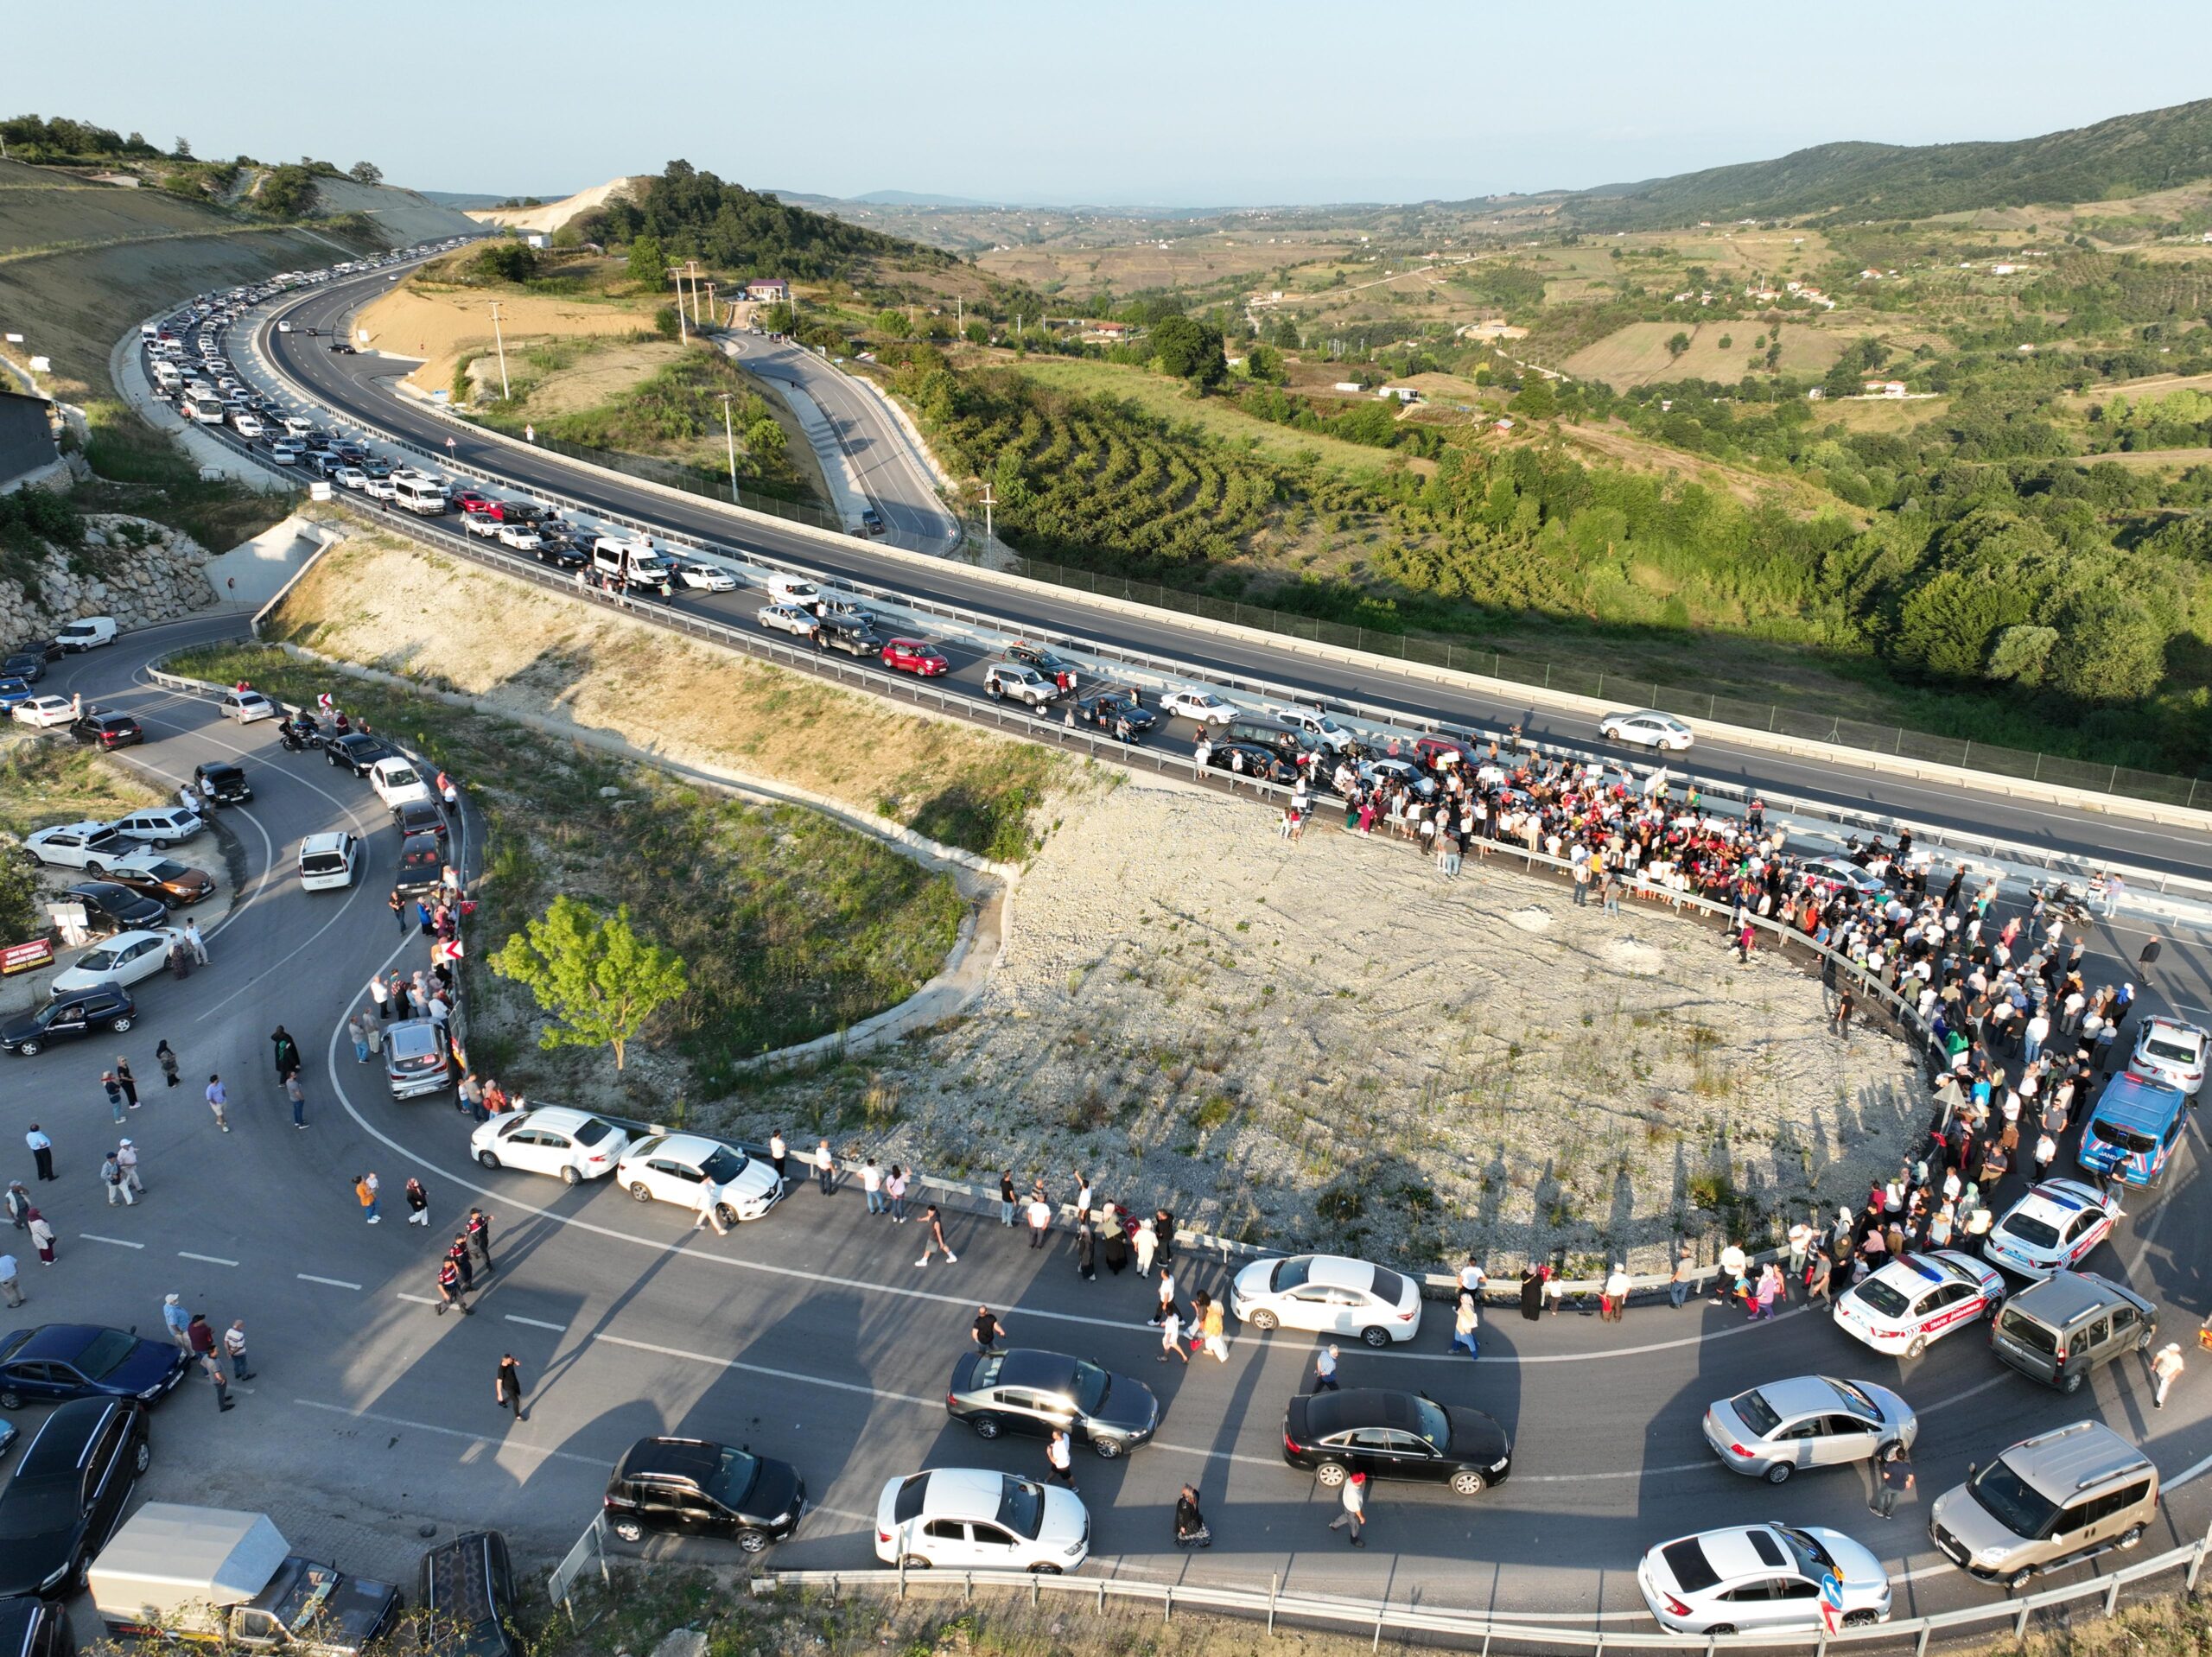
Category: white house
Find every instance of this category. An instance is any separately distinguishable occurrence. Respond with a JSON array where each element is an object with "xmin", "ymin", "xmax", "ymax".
[
  {"xmin": 1990, "ymin": 263, "xmax": 2018, "ymax": 275},
  {"xmin": 745, "ymin": 278, "xmax": 791, "ymax": 302},
  {"xmin": 1378, "ymin": 386, "xmax": 1419, "ymax": 402}
]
